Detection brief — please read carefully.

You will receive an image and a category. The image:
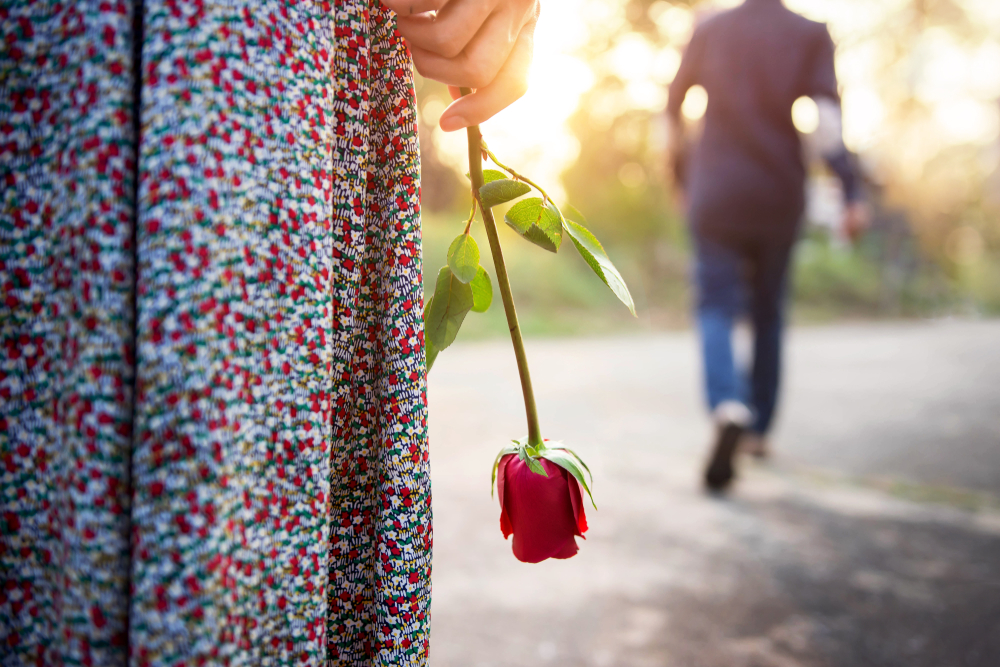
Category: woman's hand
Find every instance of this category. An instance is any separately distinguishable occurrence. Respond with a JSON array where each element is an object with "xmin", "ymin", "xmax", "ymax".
[{"xmin": 382, "ymin": 0, "xmax": 540, "ymax": 132}]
